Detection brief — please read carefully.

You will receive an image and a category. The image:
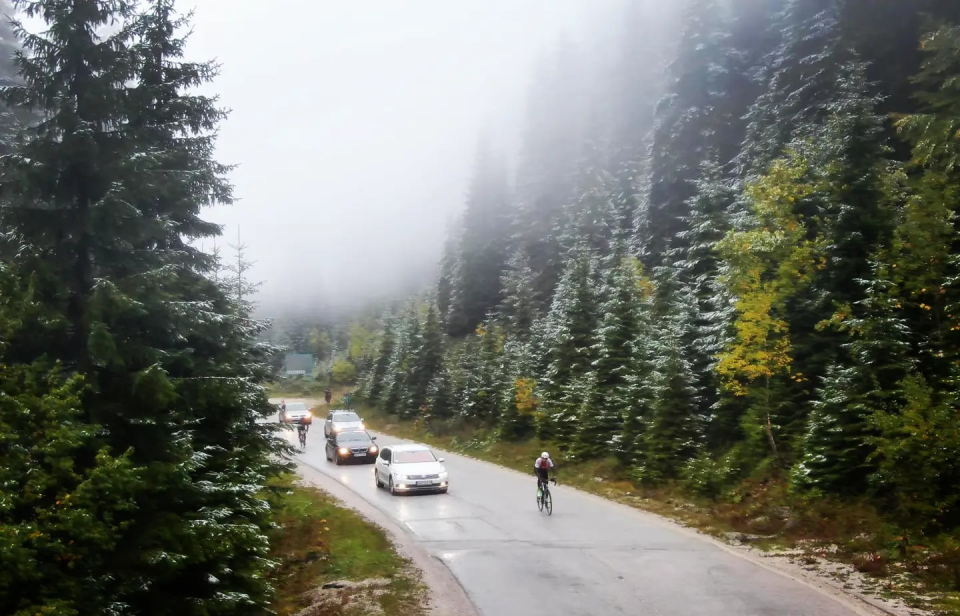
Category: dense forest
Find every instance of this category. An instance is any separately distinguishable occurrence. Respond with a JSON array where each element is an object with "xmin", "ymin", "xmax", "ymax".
[
  {"xmin": 354, "ymin": 0, "xmax": 960, "ymax": 554},
  {"xmin": 0, "ymin": 0, "xmax": 286, "ymax": 614}
]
